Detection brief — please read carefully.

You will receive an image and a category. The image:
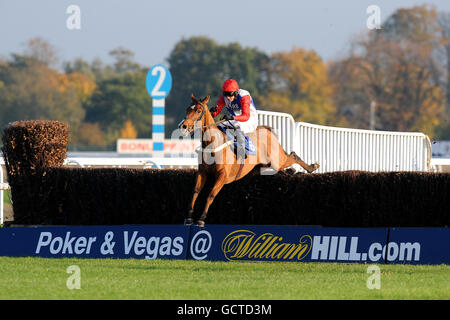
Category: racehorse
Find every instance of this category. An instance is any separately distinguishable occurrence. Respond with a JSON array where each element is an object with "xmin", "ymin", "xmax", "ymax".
[{"xmin": 178, "ymin": 94, "xmax": 319, "ymax": 227}]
